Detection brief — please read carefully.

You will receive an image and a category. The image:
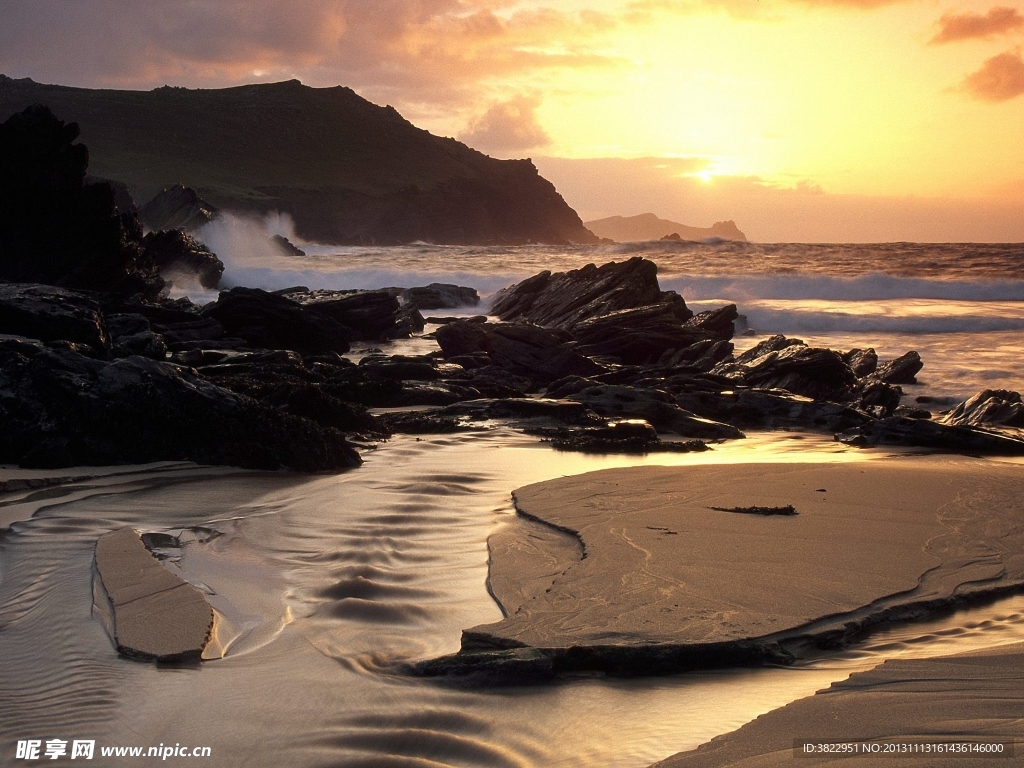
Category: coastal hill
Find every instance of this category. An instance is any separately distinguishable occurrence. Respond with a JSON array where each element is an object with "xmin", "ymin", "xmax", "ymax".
[
  {"xmin": 0, "ymin": 75, "xmax": 597, "ymax": 246},
  {"xmin": 585, "ymin": 212, "xmax": 747, "ymax": 242}
]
